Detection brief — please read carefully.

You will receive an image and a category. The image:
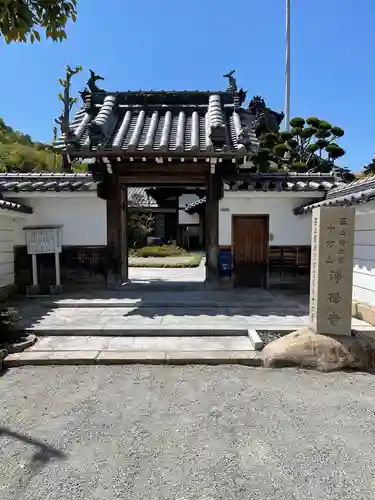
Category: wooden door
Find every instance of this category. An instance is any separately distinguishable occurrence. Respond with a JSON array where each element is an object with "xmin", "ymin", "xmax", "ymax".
[{"xmin": 233, "ymin": 216, "xmax": 269, "ymax": 287}]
